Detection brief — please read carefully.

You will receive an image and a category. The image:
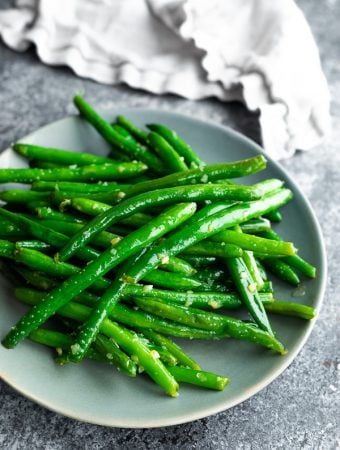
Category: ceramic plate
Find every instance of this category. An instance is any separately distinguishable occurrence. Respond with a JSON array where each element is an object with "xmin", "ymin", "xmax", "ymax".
[{"xmin": 0, "ymin": 109, "xmax": 326, "ymax": 428}]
